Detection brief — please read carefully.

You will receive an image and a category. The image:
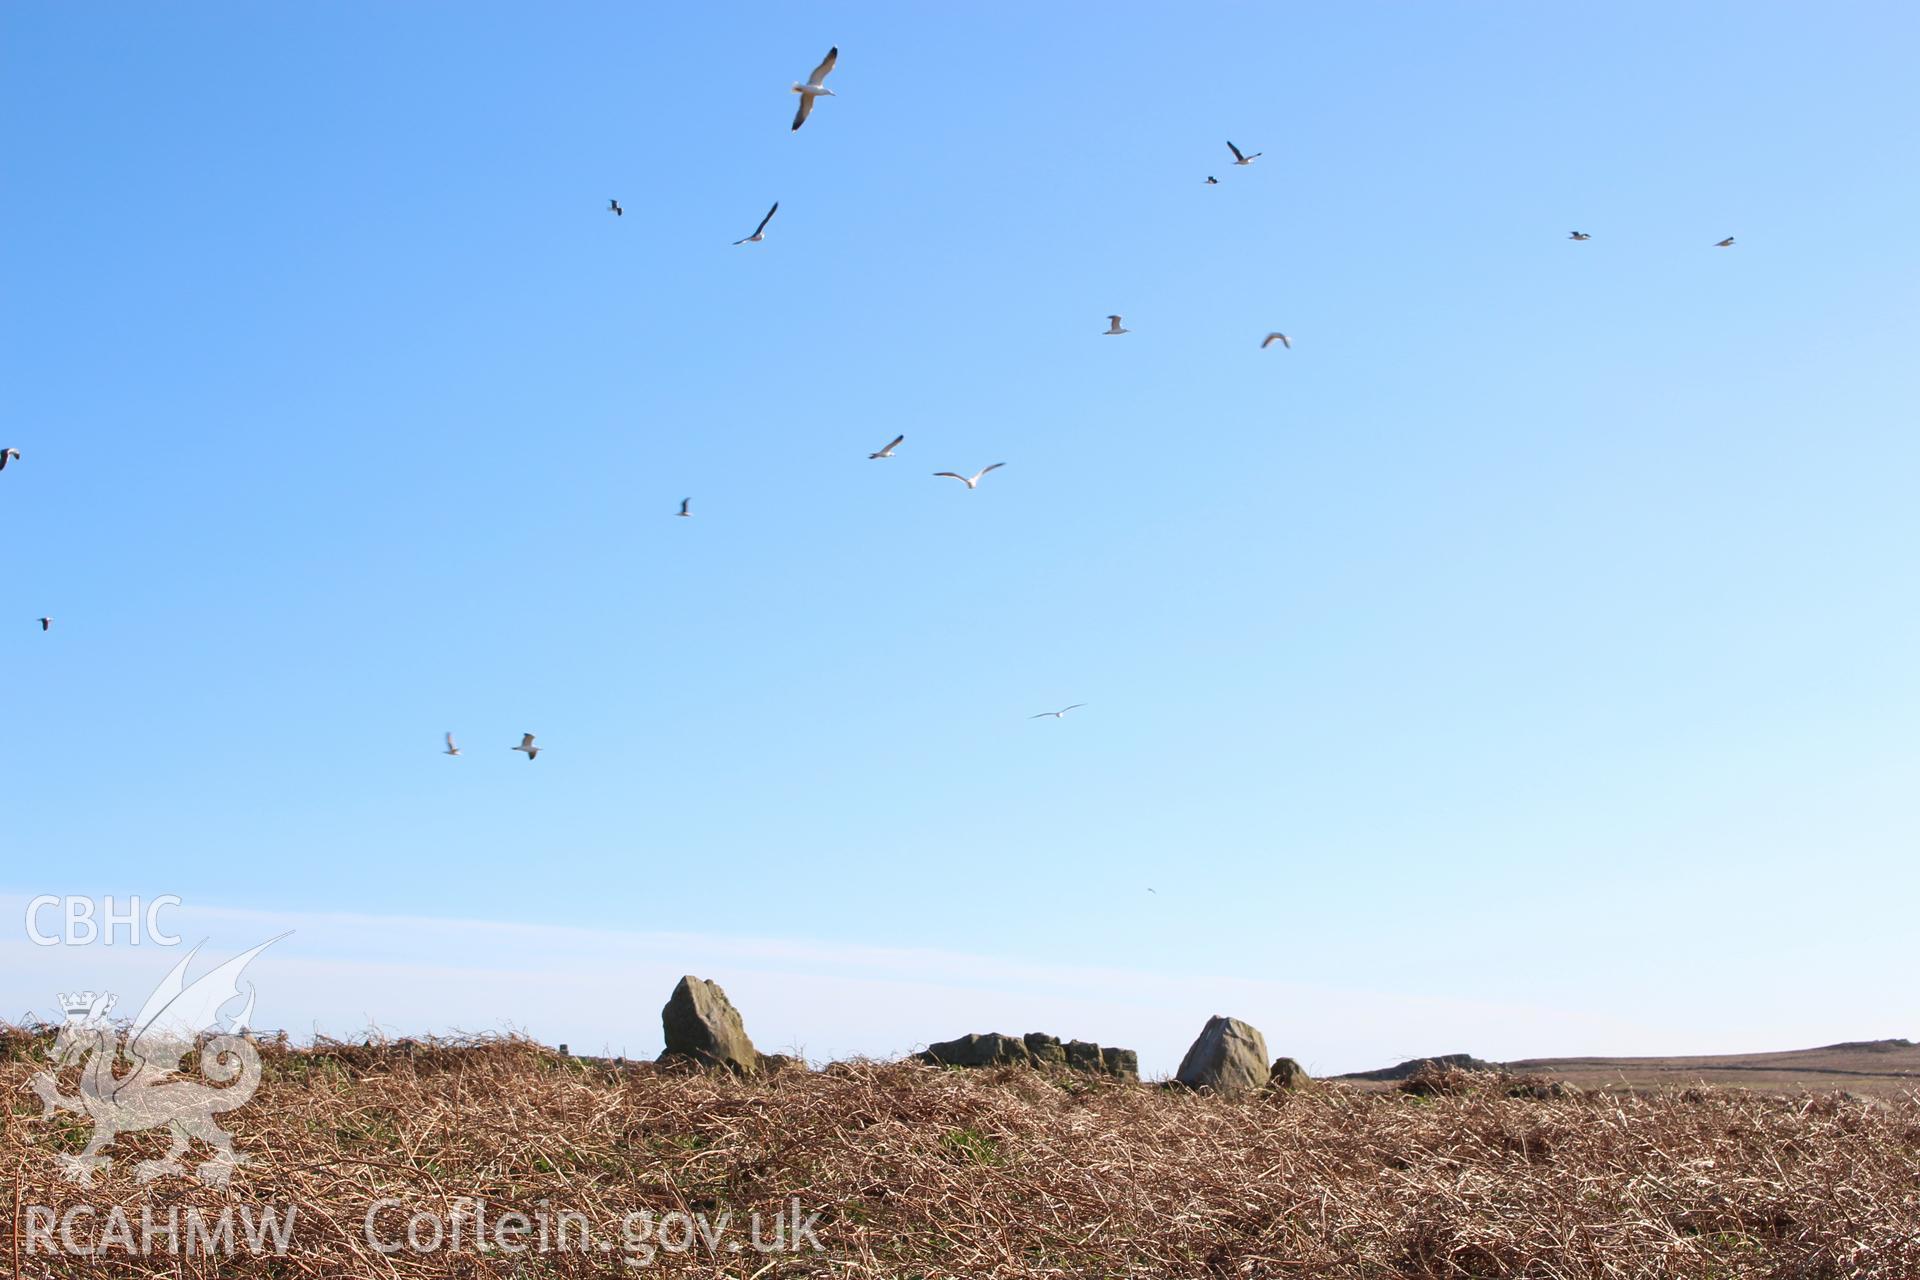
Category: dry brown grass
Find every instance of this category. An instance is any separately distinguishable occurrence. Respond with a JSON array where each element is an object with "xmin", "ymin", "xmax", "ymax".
[{"xmin": 3, "ymin": 1029, "xmax": 1918, "ymax": 1278}]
